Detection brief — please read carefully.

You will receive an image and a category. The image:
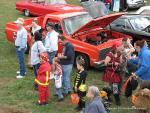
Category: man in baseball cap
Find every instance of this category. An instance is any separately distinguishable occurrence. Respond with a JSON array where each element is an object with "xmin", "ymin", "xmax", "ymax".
[
  {"xmin": 14, "ymin": 18, "xmax": 24, "ymax": 25},
  {"xmin": 14, "ymin": 18, "xmax": 27, "ymax": 79}
]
